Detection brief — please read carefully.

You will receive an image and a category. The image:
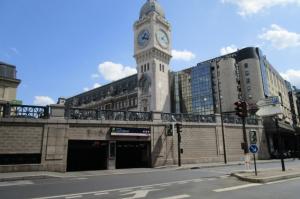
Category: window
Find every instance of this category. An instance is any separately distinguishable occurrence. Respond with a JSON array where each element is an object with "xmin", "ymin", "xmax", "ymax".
[
  {"xmin": 159, "ymin": 64, "xmax": 162, "ymax": 71},
  {"xmin": 147, "ymin": 63, "xmax": 149, "ymax": 71},
  {"xmin": 247, "ymin": 86, "xmax": 251, "ymax": 91},
  {"xmin": 162, "ymin": 65, "xmax": 165, "ymax": 72},
  {"xmin": 141, "ymin": 65, "xmax": 143, "ymax": 73},
  {"xmin": 245, "ymin": 71, "xmax": 250, "ymax": 76},
  {"xmin": 144, "ymin": 64, "xmax": 146, "ymax": 72},
  {"xmin": 246, "ymin": 78, "xmax": 251, "ymax": 84},
  {"xmin": 244, "ymin": 63, "xmax": 248, "ymax": 68}
]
